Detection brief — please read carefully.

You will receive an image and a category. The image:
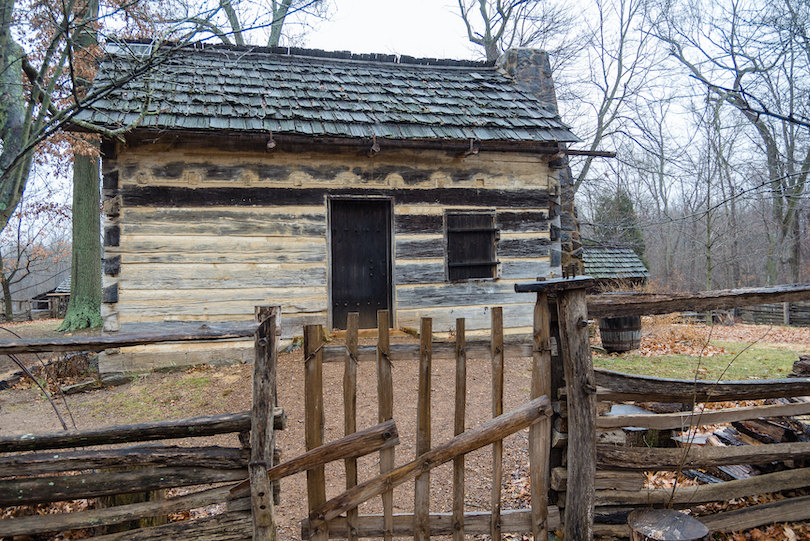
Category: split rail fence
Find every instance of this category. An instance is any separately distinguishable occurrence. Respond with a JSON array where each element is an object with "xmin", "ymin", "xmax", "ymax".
[
  {"xmin": 3, "ymin": 282, "xmax": 810, "ymax": 540},
  {"xmin": 0, "ymin": 308, "xmax": 283, "ymax": 541}
]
